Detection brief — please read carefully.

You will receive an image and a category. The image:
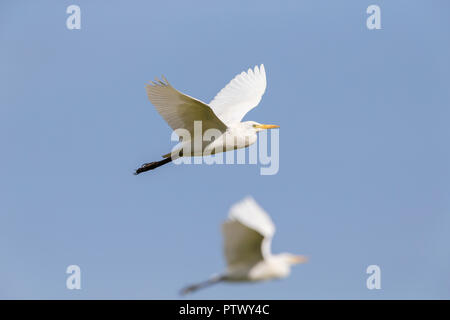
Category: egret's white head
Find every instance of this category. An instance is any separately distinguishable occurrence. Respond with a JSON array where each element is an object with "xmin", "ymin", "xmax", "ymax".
[
  {"xmin": 278, "ymin": 253, "xmax": 309, "ymax": 266},
  {"xmin": 242, "ymin": 121, "xmax": 280, "ymax": 133},
  {"xmin": 267, "ymin": 253, "xmax": 308, "ymax": 279}
]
